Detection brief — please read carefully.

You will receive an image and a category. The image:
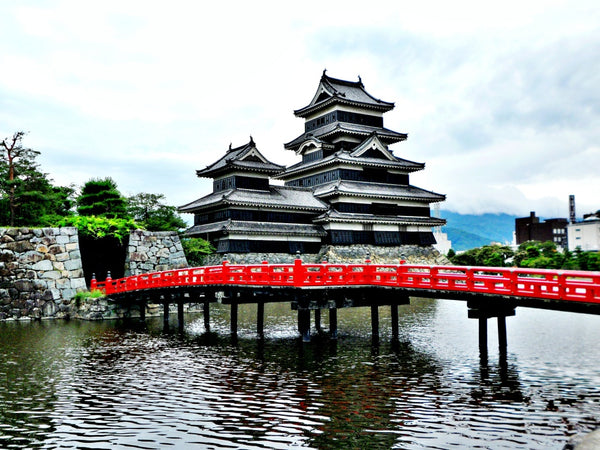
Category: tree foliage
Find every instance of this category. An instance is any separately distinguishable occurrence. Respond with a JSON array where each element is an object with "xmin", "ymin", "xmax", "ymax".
[
  {"xmin": 180, "ymin": 237, "xmax": 215, "ymax": 266},
  {"xmin": 0, "ymin": 132, "xmax": 75, "ymax": 226},
  {"xmin": 127, "ymin": 192, "xmax": 187, "ymax": 231},
  {"xmin": 57, "ymin": 215, "xmax": 139, "ymax": 243},
  {"xmin": 449, "ymin": 240, "xmax": 600, "ymax": 271},
  {"xmin": 77, "ymin": 177, "xmax": 129, "ymax": 219},
  {"xmin": 449, "ymin": 244, "xmax": 514, "ymax": 267}
]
